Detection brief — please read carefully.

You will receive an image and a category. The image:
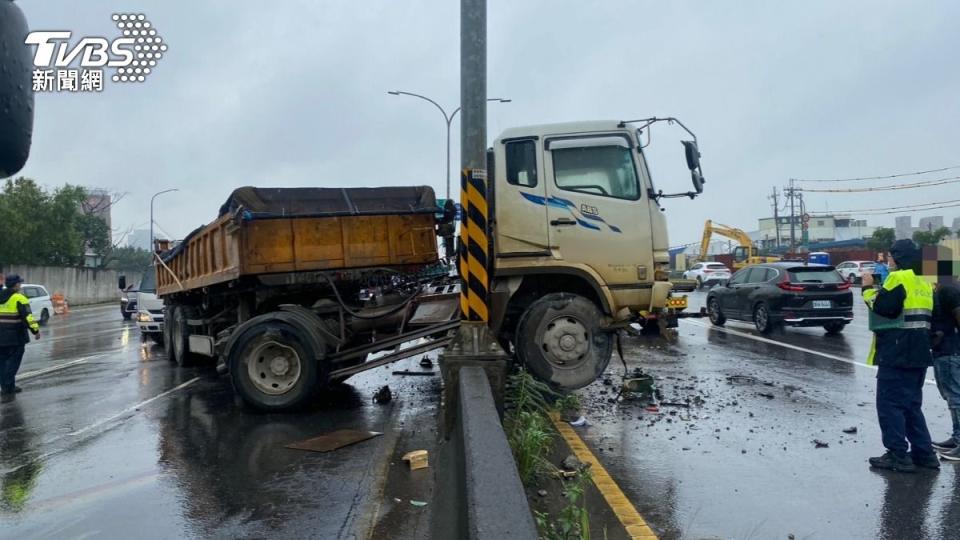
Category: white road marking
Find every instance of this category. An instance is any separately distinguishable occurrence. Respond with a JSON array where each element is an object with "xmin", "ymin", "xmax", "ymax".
[
  {"xmin": 18, "ymin": 353, "xmax": 110, "ymax": 381},
  {"xmin": 683, "ymin": 319, "xmax": 937, "ymax": 386},
  {"xmin": 68, "ymin": 377, "xmax": 200, "ymax": 438}
]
